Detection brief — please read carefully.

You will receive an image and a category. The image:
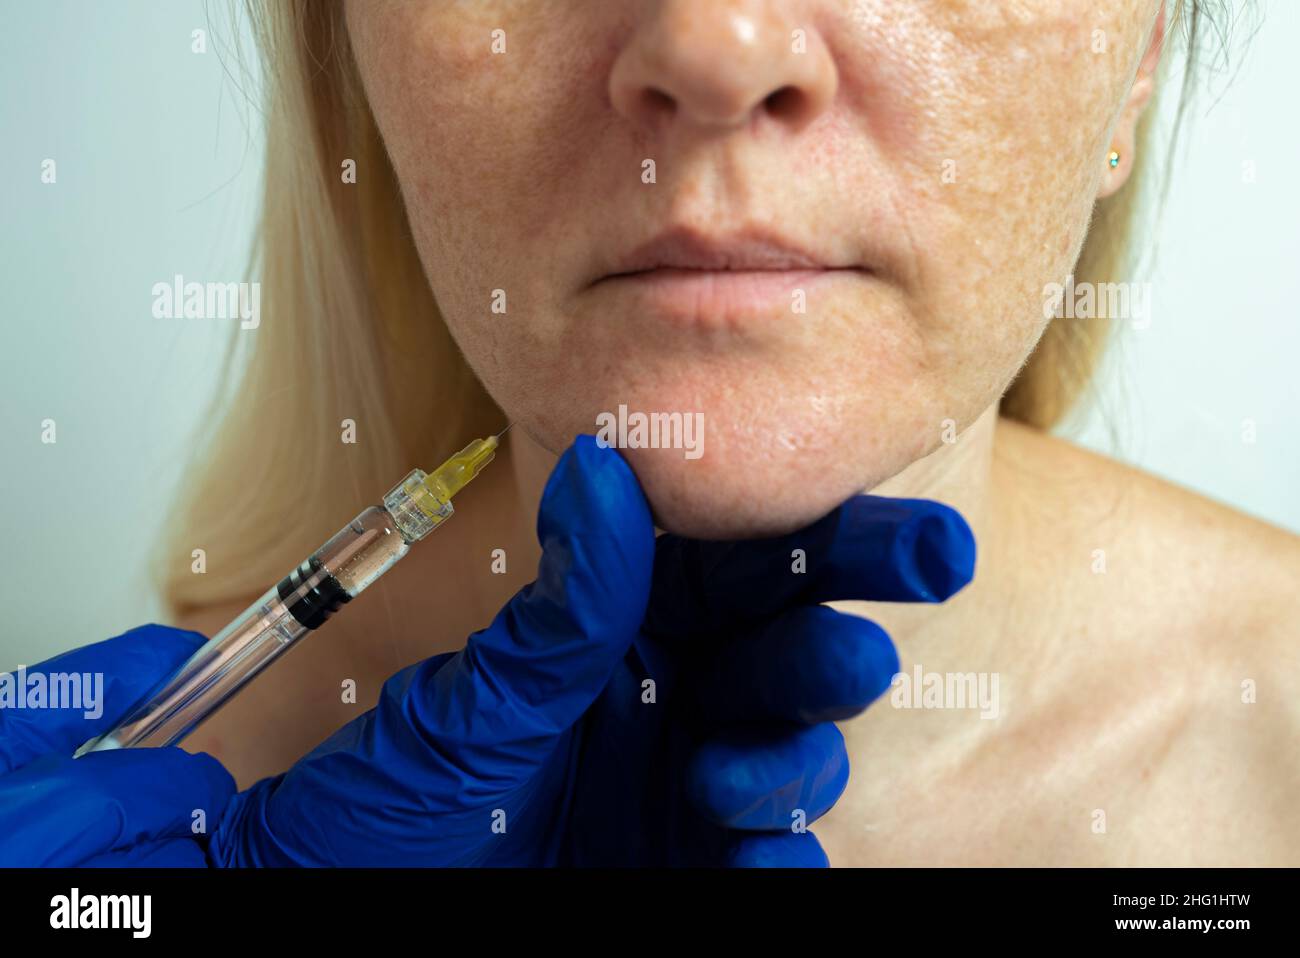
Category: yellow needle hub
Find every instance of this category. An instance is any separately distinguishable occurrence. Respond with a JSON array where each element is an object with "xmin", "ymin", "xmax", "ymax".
[{"xmin": 419, "ymin": 436, "xmax": 499, "ymax": 511}]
